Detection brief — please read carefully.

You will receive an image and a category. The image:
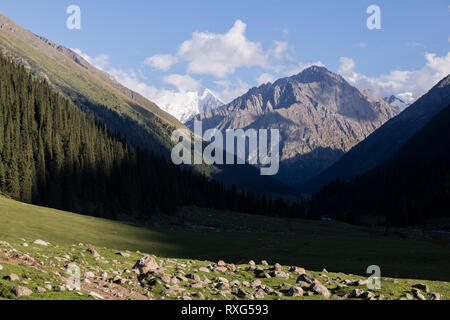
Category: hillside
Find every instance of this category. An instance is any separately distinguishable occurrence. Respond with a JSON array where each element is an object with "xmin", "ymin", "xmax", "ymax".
[
  {"xmin": 311, "ymin": 103, "xmax": 450, "ymax": 226},
  {"xmin": 304, "ymin": 73, "xmax": 450, "ymax": 192},
  {"xmin": 0, "ymin": 12, "xmax": 182, "ymax": 156},
  {"xmin": 0, "ymin": 196, "xmax": 449, "ymax": 300},
  {"xmin": 187, "ymin": 66, "xmax": 399, "ymax": 186}
]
